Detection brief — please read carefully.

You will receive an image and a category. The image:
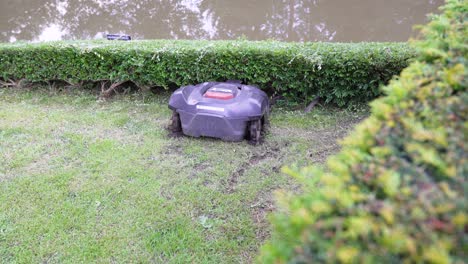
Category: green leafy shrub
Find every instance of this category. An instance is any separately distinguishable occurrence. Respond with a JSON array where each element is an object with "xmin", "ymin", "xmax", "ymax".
[
  {"xmin": 259, "ymin": 0, "xmax": 467, "ymax": 263},
  {"xmin": 0, "ymin": 40, "xmax": 414, "ymax": 105}
]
